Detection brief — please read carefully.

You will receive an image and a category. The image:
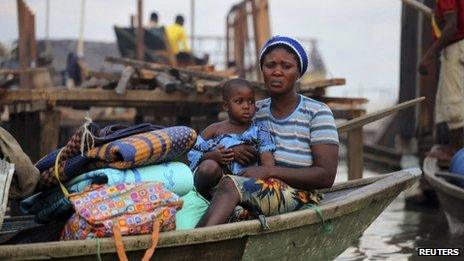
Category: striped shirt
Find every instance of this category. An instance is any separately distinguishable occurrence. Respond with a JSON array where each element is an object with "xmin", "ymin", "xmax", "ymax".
[{"xmin": 254, "ymin": 95, "xmax": 339, "ymax": 168}]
